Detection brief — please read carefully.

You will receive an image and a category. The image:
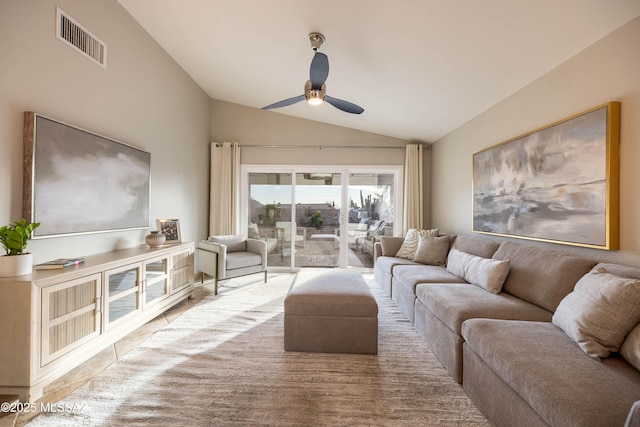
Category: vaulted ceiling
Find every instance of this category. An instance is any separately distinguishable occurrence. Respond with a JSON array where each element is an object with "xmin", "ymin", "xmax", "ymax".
[{"xmin": 117, "ymin": 0, "xmax": 640, "ymax": 142}]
